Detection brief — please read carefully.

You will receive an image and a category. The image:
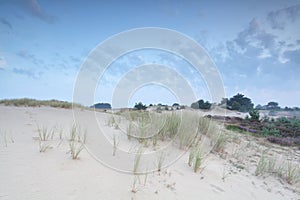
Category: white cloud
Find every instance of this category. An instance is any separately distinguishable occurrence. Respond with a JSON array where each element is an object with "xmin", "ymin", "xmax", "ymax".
[
  {"xmin": 220, "ymin": 5, "xmax": 300, "ymax": 65},
  {"xmin": 257, "ymin": 49, "xmax": 272, "ymax": 59}
]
